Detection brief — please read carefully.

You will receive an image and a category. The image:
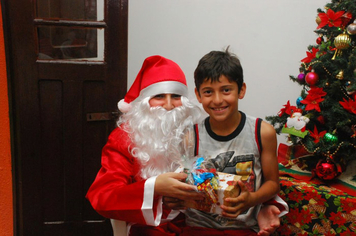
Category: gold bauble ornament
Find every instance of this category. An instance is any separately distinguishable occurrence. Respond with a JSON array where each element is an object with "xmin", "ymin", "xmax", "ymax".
[
  {"xmin": 287, "ymin": 135, "xmax": 293, "ymax": 144},
  {"xmin": 316, "ymin": 16, "xmax": 321, "ymax": 25},
  {"xmin": 334, "ymin": 33, "xmax": 351, "ymax": 50},
  {"xmin": 332, "ymin": 33, "xmax": 352, "ymax": 60}
]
